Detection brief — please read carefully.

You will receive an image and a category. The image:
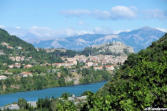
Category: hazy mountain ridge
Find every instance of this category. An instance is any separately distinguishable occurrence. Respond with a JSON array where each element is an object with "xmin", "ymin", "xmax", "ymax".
[
  {"xmin": 81, "ymin": 41, "xmax": 134, "ymax": 56},
  {"xmin": 33, "ymin": 27, "xmax": 165, "ymax": 52}
]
